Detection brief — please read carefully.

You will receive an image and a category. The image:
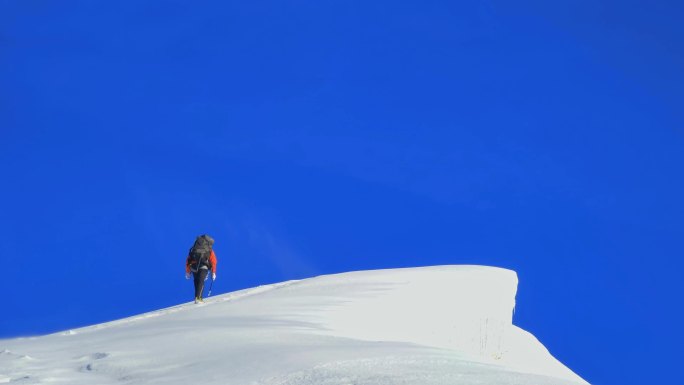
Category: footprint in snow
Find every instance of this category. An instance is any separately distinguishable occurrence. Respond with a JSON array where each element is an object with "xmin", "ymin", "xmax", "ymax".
[
  {"xmin": 0, "ymin": 375, "xmax": 31, "ymax": 384},
  {"xmin": 75, "ymin": 352, "xmax": 109, "ymax": 361}
]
